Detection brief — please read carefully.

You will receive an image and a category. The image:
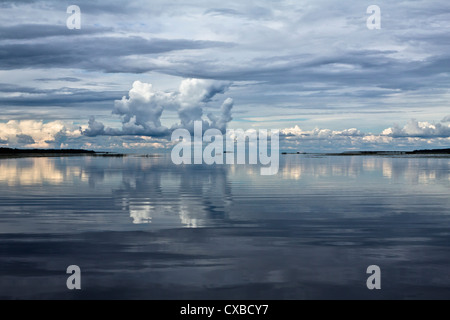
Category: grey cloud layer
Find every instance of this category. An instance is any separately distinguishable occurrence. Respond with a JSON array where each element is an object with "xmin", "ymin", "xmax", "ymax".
[
  {"xmin": 0, "ymin": 24, "xmax": 112, "ymax": 39},
  {"xmin": 0, "ymin": 83, "xmax": 125, "ymax": 107},
  {"xmin": 0, "ymin": 35, "xmax": 229, "ymax": 72}
]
